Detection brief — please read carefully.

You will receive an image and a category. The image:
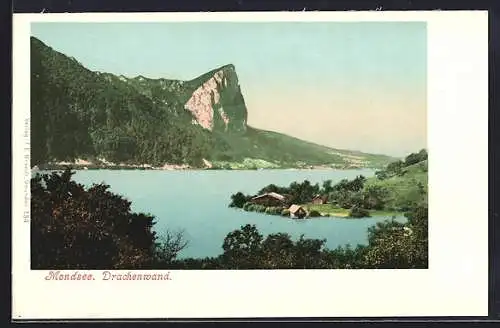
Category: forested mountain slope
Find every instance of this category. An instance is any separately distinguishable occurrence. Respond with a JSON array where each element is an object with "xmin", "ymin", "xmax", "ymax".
[{"xmin": 31, "ymin": 37, "xmax": 394, "ymax": 169}]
